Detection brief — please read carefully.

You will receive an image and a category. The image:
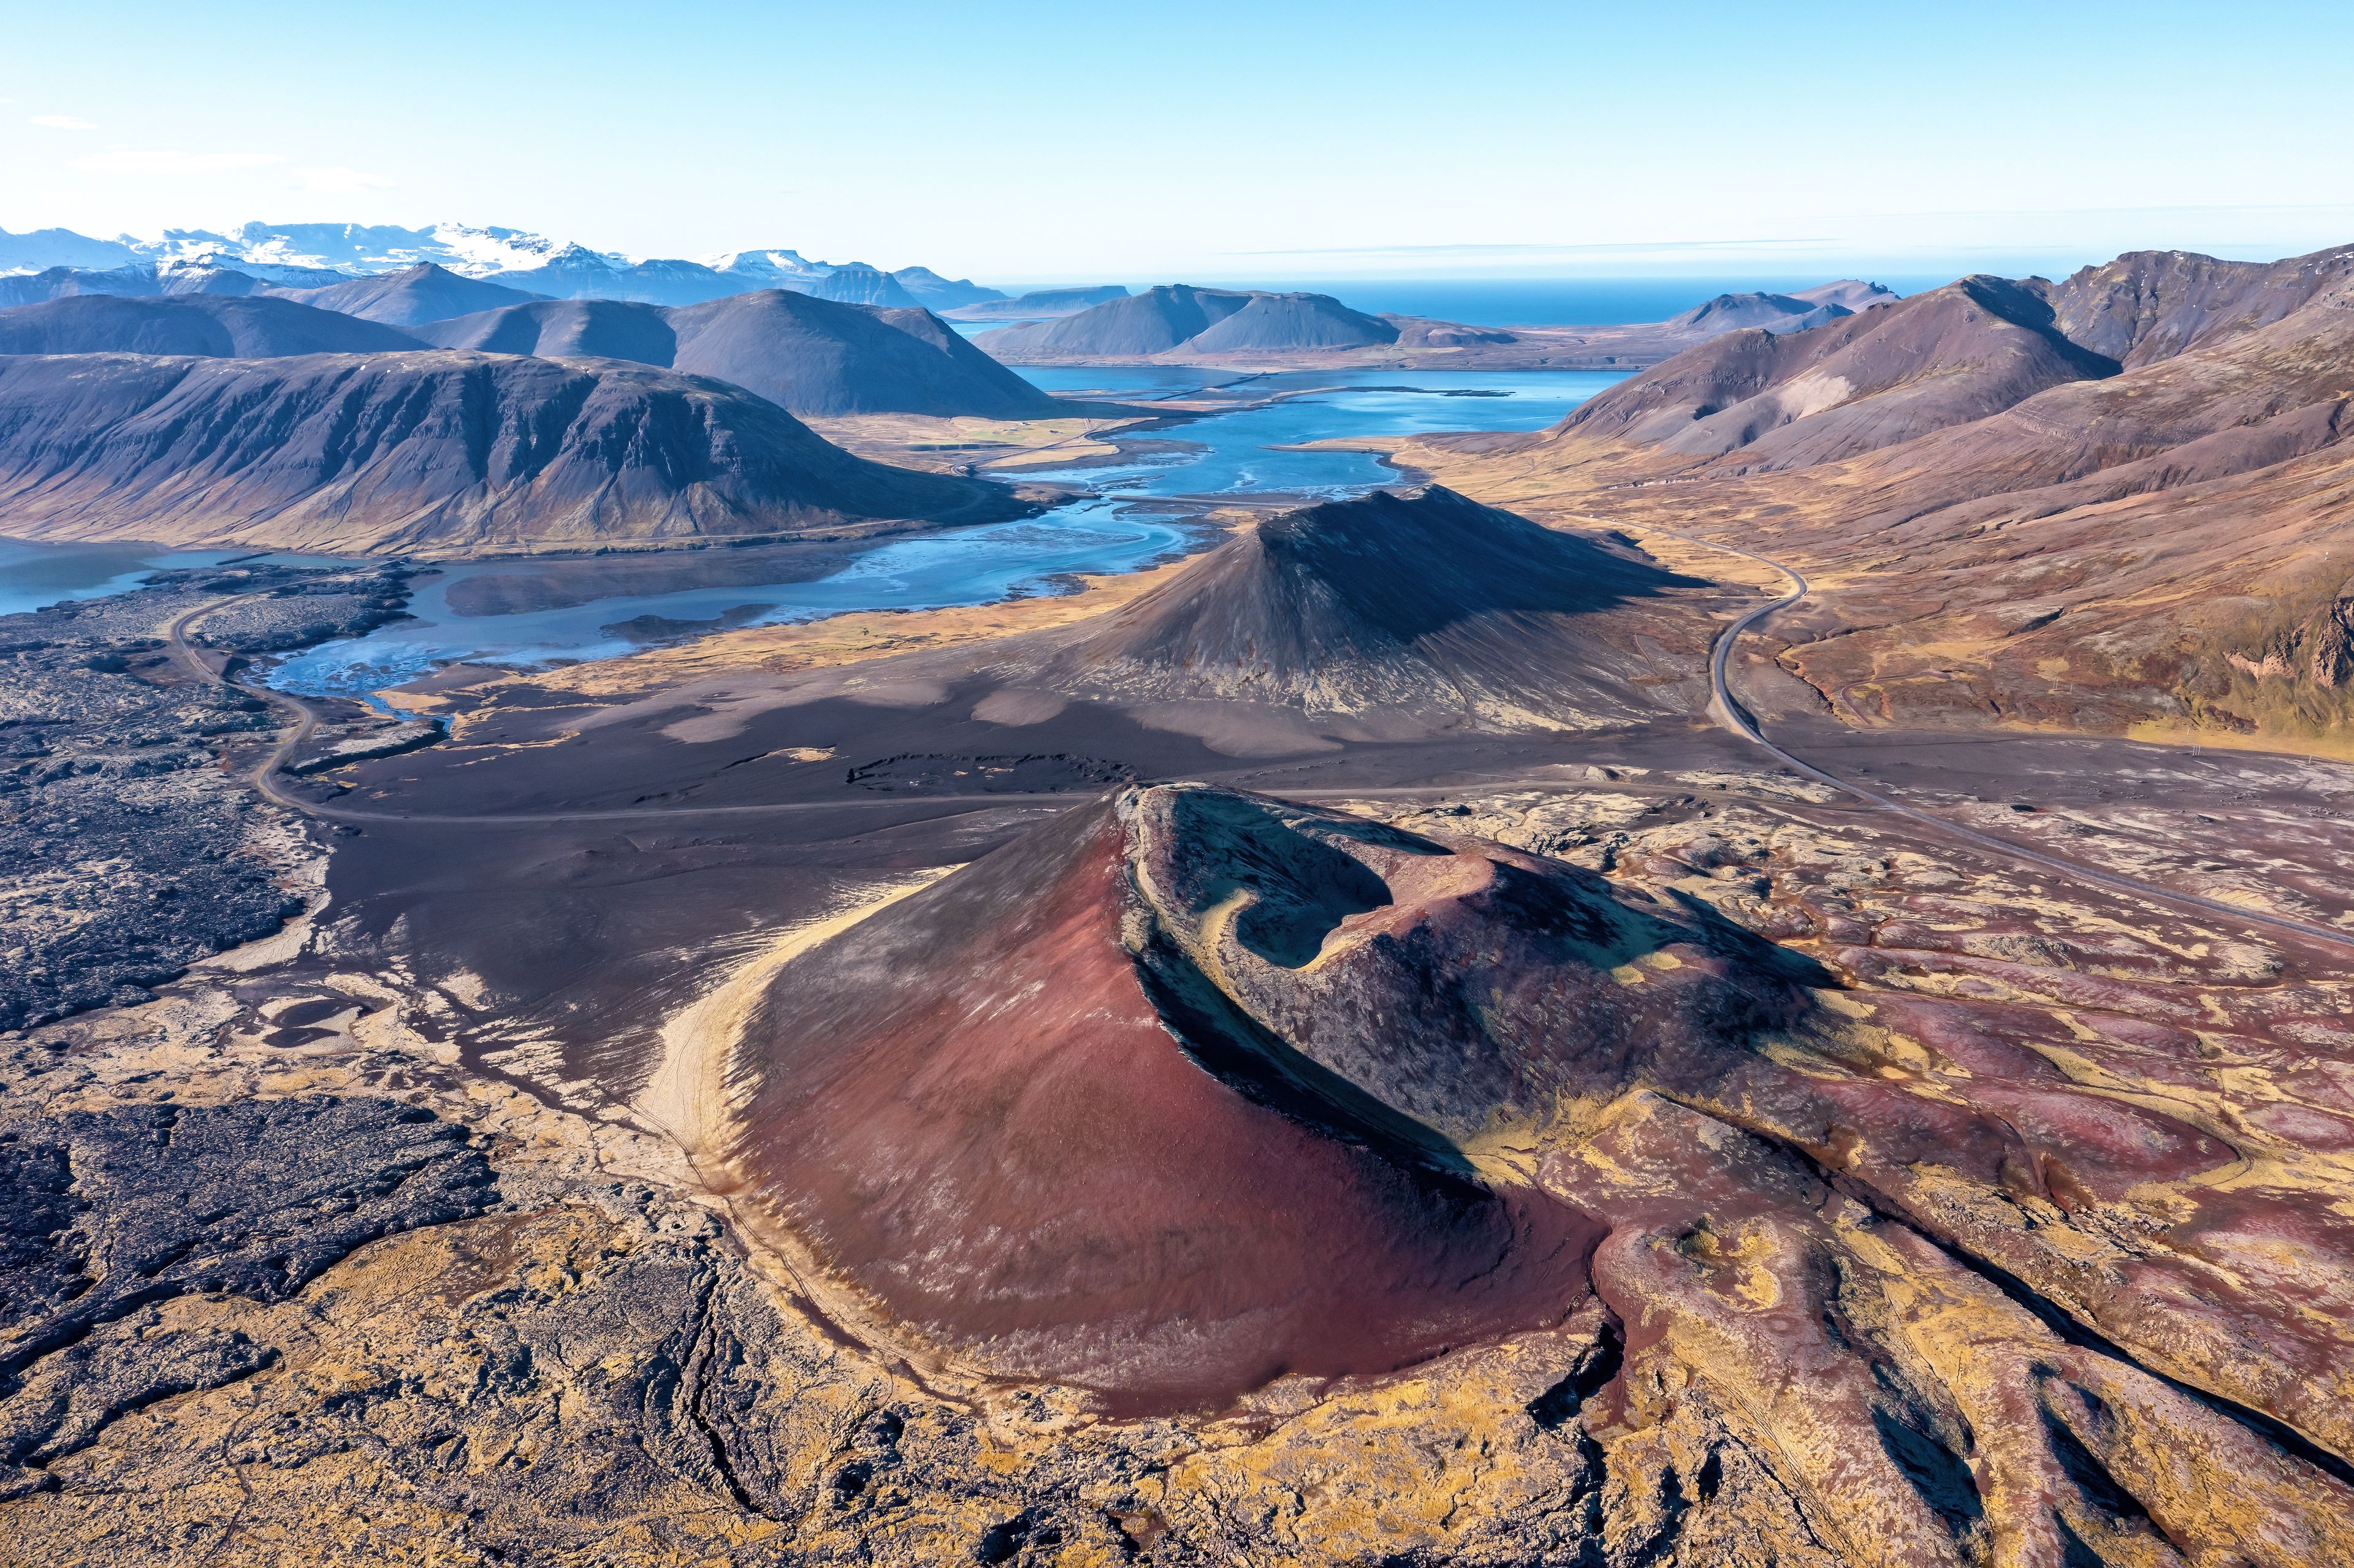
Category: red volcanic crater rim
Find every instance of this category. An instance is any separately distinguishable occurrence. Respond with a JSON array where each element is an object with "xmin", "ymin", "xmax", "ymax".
[{"xmin": 719, "ymin": 784, "xmax": 1815, "ymax": 1414}]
